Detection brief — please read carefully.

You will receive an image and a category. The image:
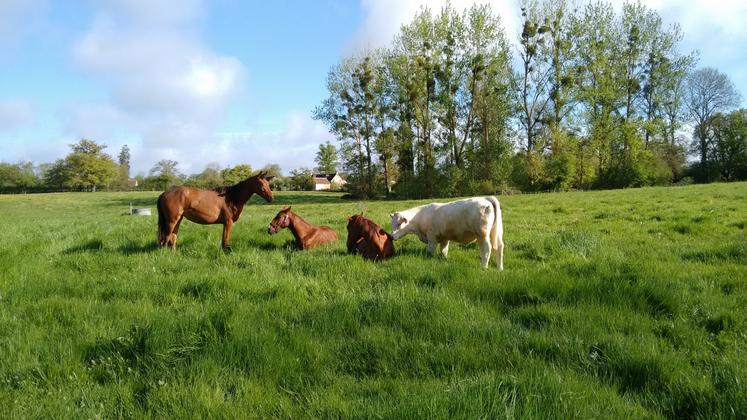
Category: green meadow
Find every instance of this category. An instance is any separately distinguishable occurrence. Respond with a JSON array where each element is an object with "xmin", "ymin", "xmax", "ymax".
[{"xmin": 0, "ymin": 183, "xmax": 745, "ymax": 418}]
